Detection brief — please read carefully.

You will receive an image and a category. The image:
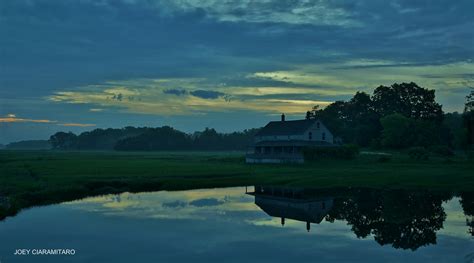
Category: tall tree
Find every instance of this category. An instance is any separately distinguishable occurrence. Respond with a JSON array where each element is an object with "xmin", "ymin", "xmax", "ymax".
[
  {"xmin": 49, "ymin": 132, "xmax": 77, "ymax": 149},
  {"xmin": 346, "ymin": 92, "xmax": 381, "ymax": 146},
  {"xmin": 464, "ymin": 89, "xmax": 474, "ymax": 147},
  {"xmin": 379, "ymin": 114, "xmax": 442, "ymax": 148},
  {"xmin": 372, "ymin": 82, "xmax": 443, "ymax": 122}
]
